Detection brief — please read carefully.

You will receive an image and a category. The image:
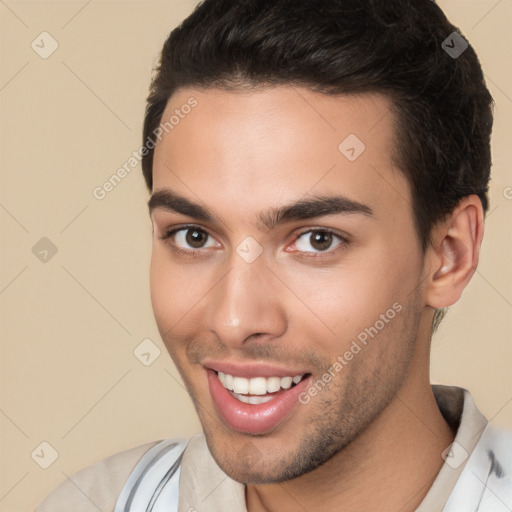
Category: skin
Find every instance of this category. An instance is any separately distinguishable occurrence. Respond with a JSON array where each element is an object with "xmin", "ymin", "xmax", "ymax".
[{"xmin": 149, "ymin": 86, "xmax": 484, "ymax": 511}]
